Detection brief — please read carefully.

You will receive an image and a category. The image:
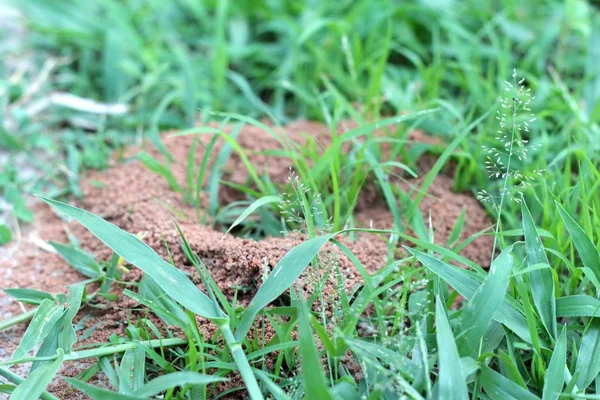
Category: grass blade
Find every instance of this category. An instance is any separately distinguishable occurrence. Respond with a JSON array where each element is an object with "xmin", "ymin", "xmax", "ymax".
[
  {"xmin": 311, "ymin": 109, "xmax": 439, "ymax": 178},
  {"xmin": 30, "ymin": 314, "xmax": 63, "ymax": 372},
  {"xmin": 329, "ymin": 380, "xmax": 360, "ymax": 400},
  {"xmin": 435, "ymin": 295, "xmax": 468, "ymax": 400},
  {"xmin": 195, "ymin": 132, "xmax": 219, "ymax": 210},
  {"xmin": 0, "ymin": 224, "xmax": 12, "ymax": 244},
  {"xmin": 207, "ymin": 125, "xmax": 248, "ymax": 216},
  {"xmin": 118, "ymin": 345, "xmax": 145, "ymax": 393},
  {"xmin": 137, "ymin": 152, "xmax": 182, "ymax": 193},
  {"xmin": 65, "ymin": 377, "xmax": 145, "ymax": 399},
  {"xmin": 447, "ymin": 206, "xmax": 467, "ymax": 247},
  {"xmin": 134, "ymin": 371, "xmax": 226, "ymax": 397},
  {"xmin": 345, "ymin": 338, "xmax": 419, "ymax": 380},
  {"xmin": 59, "ymin": 284, "xmax": 85, "ymax": 352},
  {"xmin": 542, "ymin": 326, "xmax": 566, "ymax": 400},
  {"xmin": 3, "ymin": 288, "xmax": 54, "ymax": 305},
  {"xmin": 480, "ymin": 365, "xmax": 540, "ymax": 400},
  {"xmin": 39, "ymin": 197, "xmax": 223, "ymax": 320},
  {"xmin": 235, "ymin": 234, "xmax": 332, "ymax": 340},
  {"xmin": 223, "ymin": 195, "xmax": 281, "ymax": 237},
  {"xmin": 556, "ymin": 295, "xmax": 600, "ymax": 318},
  {"xmin": 556, "ymin": 201, "xmax": 600, "ymax": 283},
  {"xmin": 0, "ymin": 367, "xmax": 58, "ymax": 400},
  {"xmin": 410, "ymin": 249, "xmax": 531, "ymax": 344},
  {"xmin": 51, "ymin": 242, "xmax": 102, "ymax": 278},
  {"xmin": 456, "ymin": 249, "xmax": 513, "ymax": 357},
  {"xmin": 11, "ymin": 349, "xmax": 64, "ymax": 400},
  {"xmin": 575, "ymin": 319, "xmax": 600, "ymax": 389},
  {"xmin": 297, "ymin": 295, "xmax": 333, "ymax": 399},
  {"xmin": 211, "ymin": 0, "xmax": 229, "ymax": 108},
  {"xmin": 522, "ymin": 200, "xmax": 557, "ymax": 338},
  {"xmin": 410, "ymin": 108, "xmax": 493, "ymax": 220},
  {"xmin": 253, "ymin": 371, "xmax": 291, "ymax": 400},
  {"xmin": 10, "ymin": 299, "xmax": 64, "ymax": 360}
]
